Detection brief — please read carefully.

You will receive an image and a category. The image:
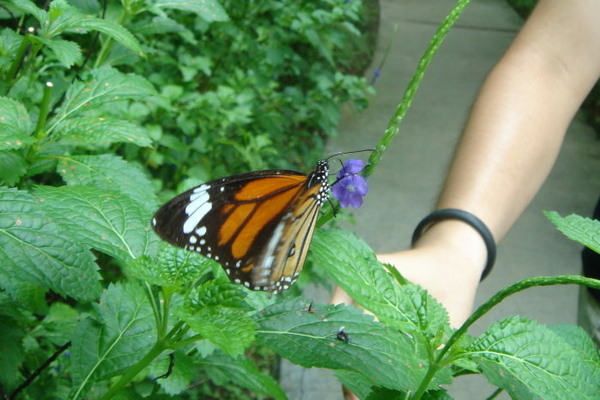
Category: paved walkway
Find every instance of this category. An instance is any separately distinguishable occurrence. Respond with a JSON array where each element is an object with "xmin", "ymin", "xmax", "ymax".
[{"xmin": 280, "ymin": 0, "xmax": 600, "ymax": 399}]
